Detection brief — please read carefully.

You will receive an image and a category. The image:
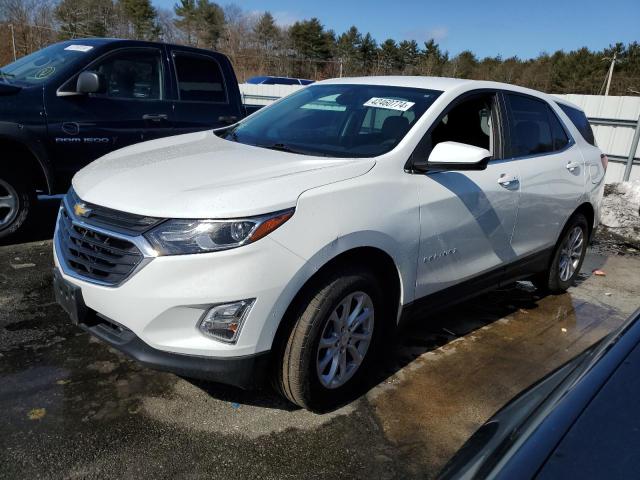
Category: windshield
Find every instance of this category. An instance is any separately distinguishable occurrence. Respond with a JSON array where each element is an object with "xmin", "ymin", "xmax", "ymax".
[
  {"xmin": 221, "ymin": 84, "xmax": 441, "ymax": 158},
  {"xmin": 0, "ymin": 42, "xmax": 94, "ymax": 86}
]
